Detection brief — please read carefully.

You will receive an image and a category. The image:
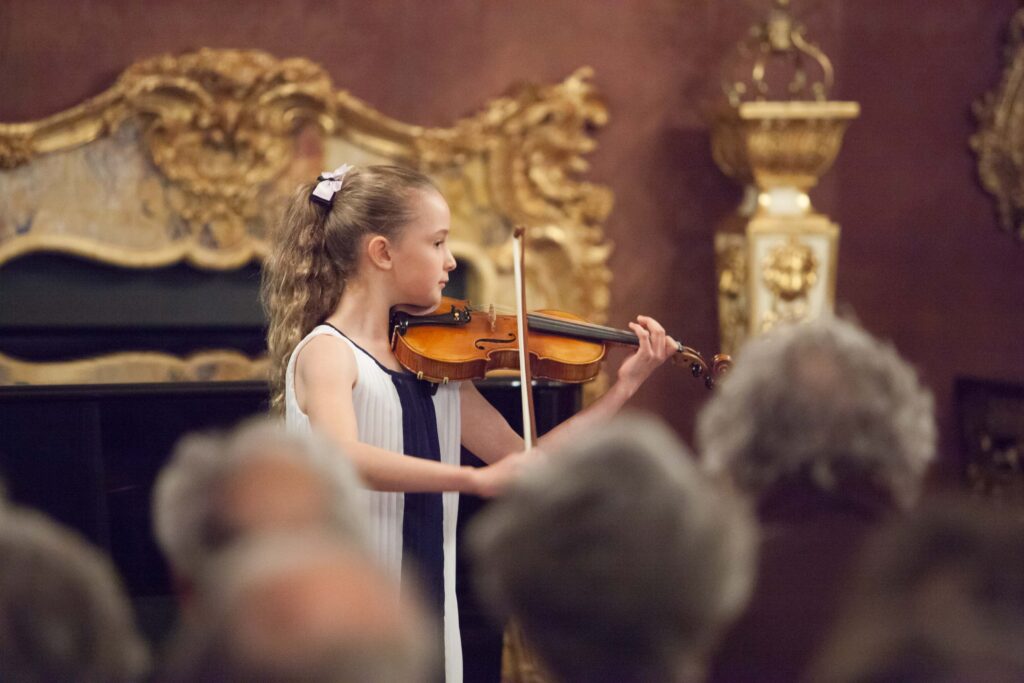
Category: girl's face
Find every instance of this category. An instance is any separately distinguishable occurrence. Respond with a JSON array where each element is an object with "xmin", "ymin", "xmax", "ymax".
[{"xmin": 389, "ymin": 188, "xmax": 457, "ymax": 310}]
